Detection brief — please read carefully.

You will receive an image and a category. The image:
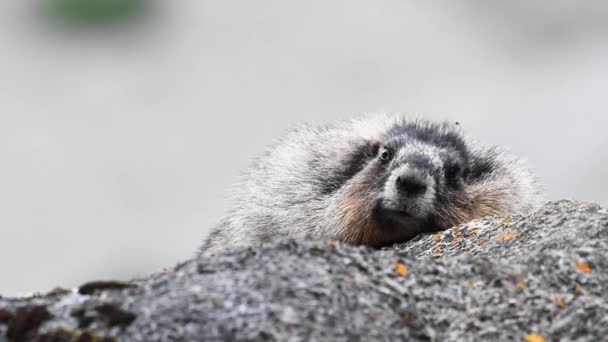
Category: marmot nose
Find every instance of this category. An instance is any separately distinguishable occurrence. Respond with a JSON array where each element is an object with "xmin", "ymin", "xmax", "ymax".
[{"xmin": 396, "ymin": 175, "xmax": 428, "ymax": 197}]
